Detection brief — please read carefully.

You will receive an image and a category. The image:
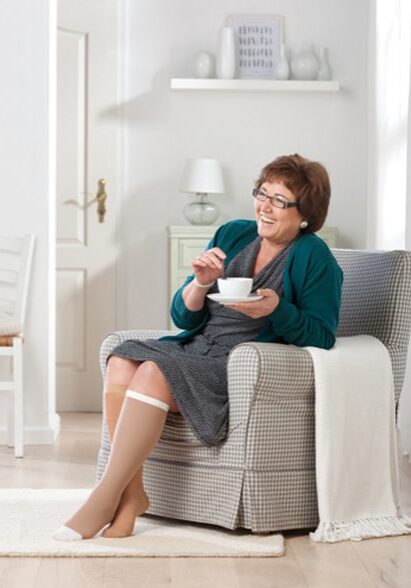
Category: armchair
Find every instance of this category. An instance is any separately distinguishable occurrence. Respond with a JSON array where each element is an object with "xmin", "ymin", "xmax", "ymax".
[{"xmin": 96, "ymin": 249, "xmax": 411, "ymax": 533}]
